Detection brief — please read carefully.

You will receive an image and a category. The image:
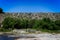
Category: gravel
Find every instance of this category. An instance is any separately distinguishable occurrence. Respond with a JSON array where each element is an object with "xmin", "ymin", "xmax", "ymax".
[{"xmin": 15, "ymin": 33, "xmax": 60, "ymax": 40}]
